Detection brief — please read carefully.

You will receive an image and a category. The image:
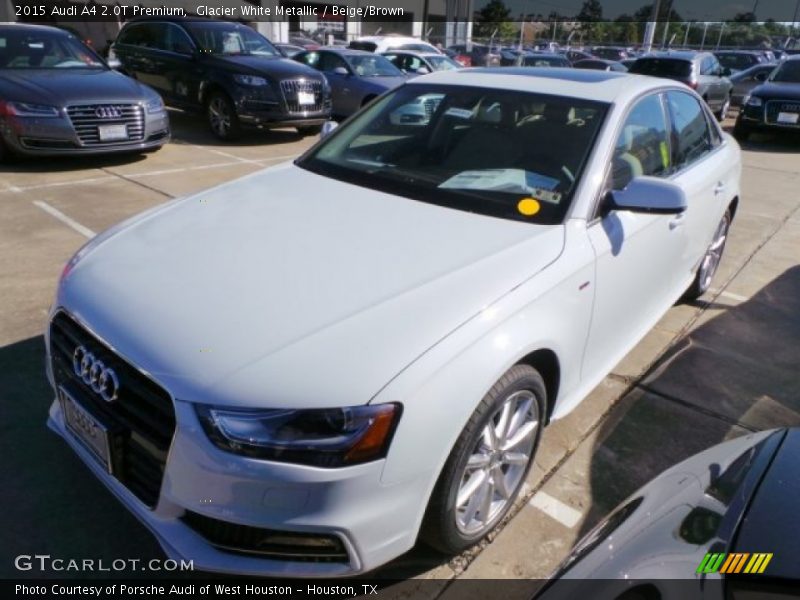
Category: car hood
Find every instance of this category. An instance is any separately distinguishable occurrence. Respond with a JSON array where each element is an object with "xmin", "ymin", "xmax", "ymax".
[
  {"xmin": 0, "ymin": 68, "xmax": 151, "ymax": 105},
  {"xmin": 207, "ymin": 55, "xmax": 323, "ymax": 80},
  {"xmin": 751, "ymin": 81, "xmax": 800, "ymax": 100},
  {"xmin": 59, "ymin": 164, "xmax": 564, "ymax": 409}
]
